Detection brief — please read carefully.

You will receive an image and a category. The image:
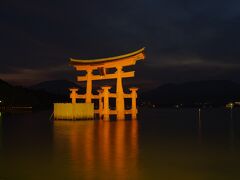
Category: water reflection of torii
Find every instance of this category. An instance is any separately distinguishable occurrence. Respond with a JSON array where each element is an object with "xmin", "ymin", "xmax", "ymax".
[
  {"xmin": 53, "ymin": 120, "xmax": 139, "ymax": 179},
  {"xmin": 69, "ymin": 48, "xmax": 145, "ymax": 120}
]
